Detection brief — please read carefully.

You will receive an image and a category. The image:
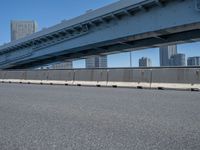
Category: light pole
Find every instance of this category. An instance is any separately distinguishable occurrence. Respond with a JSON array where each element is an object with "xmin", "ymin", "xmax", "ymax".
[{"xmin": 130, "ymin": 51, "xmax": 132, "ymax": 67}]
